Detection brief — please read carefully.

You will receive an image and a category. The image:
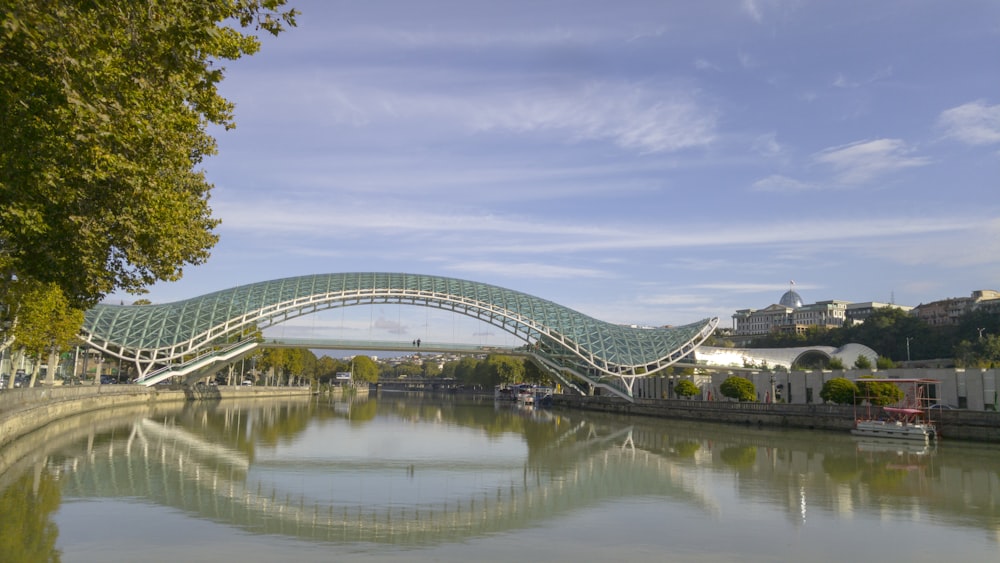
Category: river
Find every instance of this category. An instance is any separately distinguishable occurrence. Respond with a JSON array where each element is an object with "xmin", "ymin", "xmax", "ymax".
[{"xmin": 1, "ymin": 391, "xmax": 998, "ymax": 562}]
